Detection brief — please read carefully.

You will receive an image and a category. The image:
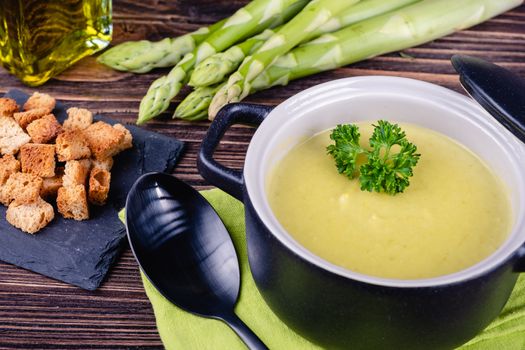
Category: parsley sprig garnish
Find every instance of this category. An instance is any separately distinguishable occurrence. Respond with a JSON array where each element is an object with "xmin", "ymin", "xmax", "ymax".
[{"xmin": 327, "ymin": 121, "xmax": 420, "ymax": 195}]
